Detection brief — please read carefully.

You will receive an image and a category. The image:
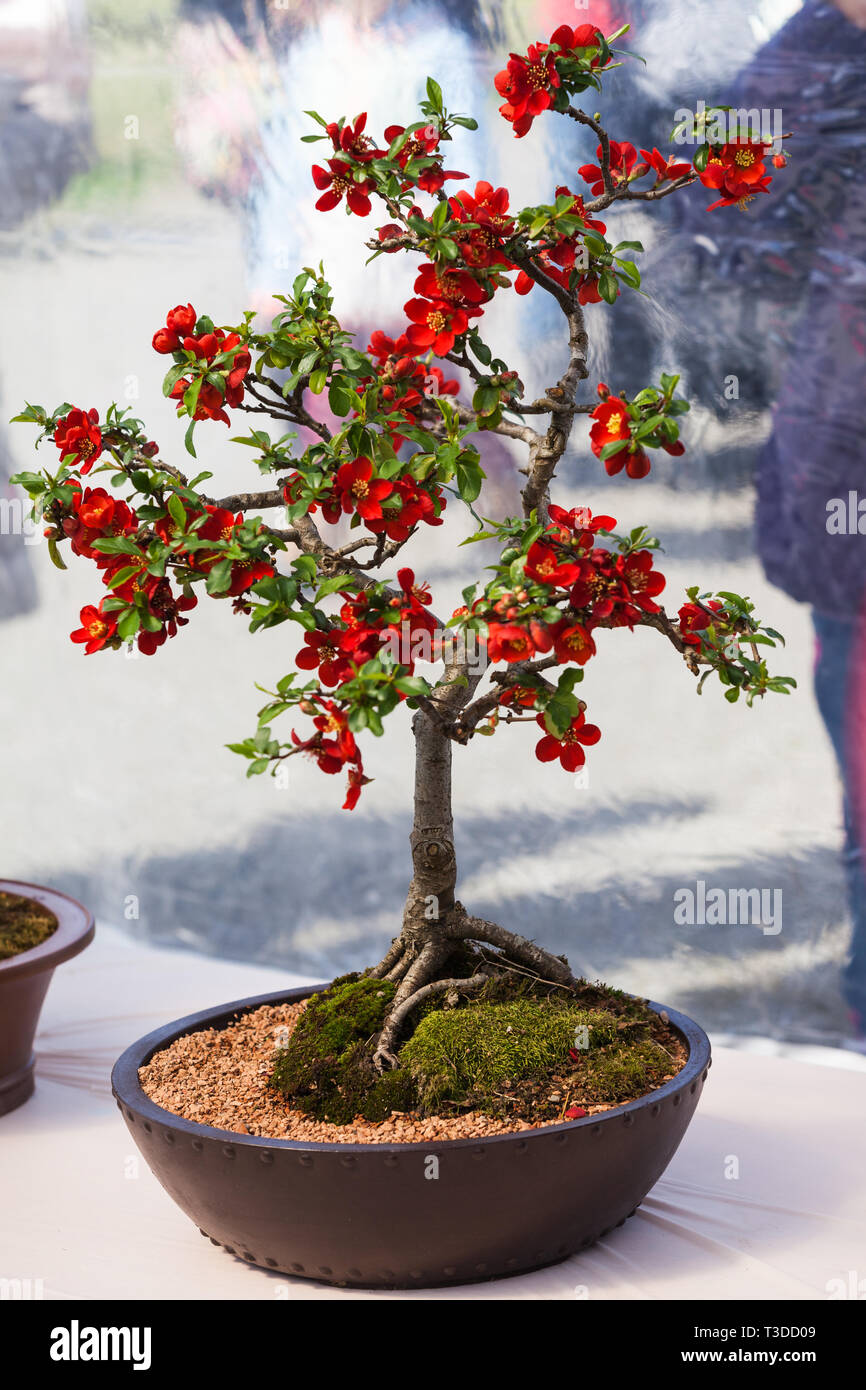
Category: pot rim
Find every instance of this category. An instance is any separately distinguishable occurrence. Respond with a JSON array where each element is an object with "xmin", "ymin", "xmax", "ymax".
[
  {"xmin": 112, "ymin": 983, "xmax": 711, "ymax": 1156},
  {"xmin": 0, "ymin": 880, "xmax": 95, "ymax": 982}
]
